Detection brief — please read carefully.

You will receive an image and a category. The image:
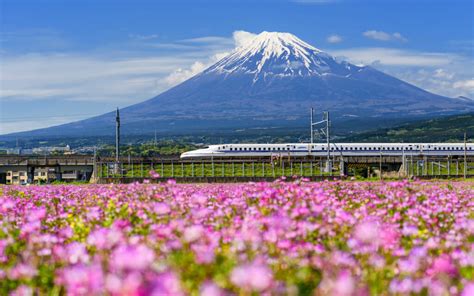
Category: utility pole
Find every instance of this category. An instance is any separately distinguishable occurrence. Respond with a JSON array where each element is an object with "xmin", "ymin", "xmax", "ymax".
[
  {"xmin": 464, "ymin": 132, "xmax": 467, "ymax": 179},
  {"xmin": 325, "ymin": 111, "xmax": 331, "ymax": 173},
  {"xmin": 154, "ymin": 130, "xmax": 157, "ymax": 147},
  {"xmin": 379, "ymin": 149, "xmax": 383, "ymax": 180},
  {"xmin": 310, "ymin": 108, "xmax": 314, "ymax": 144},
  {"xmin": 115, "ymin": 108, "xmax": 120, "ymax": 173},
  {"xmin": 310, "ymin": 110, "xmax": 331, "ymax": 173}
]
